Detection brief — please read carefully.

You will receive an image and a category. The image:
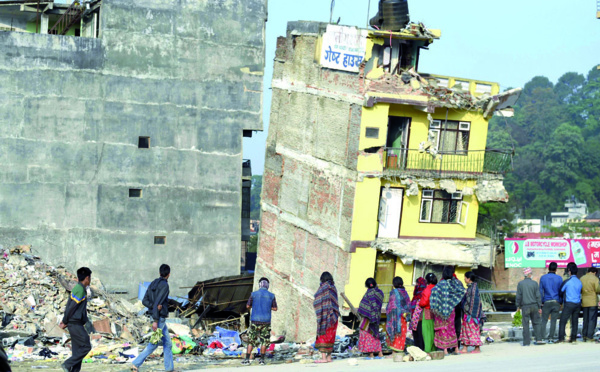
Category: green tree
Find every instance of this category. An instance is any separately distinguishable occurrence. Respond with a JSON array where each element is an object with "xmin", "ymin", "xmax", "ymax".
[{"xmin": 250, "ymin": 175, "xmax": 262, "ymax": 220}]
